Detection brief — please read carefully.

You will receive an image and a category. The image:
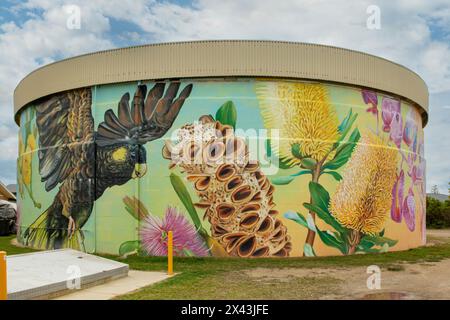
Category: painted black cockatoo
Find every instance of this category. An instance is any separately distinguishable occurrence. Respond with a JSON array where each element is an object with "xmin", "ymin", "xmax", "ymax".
[{"xmin": 23, "ymin": 82, "xmax": 193, "ymax": 250}]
